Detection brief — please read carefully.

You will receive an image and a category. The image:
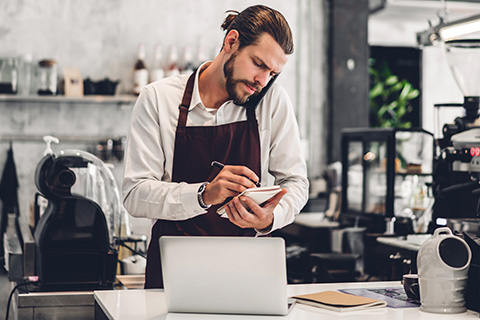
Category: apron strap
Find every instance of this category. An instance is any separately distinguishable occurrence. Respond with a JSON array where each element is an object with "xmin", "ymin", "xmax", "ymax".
[
  {"xmin": 246, "ymin": 106, "xmax": 256, "ymax": 121},
  {"xmin": 178, "ymin": 72, "xmax": 196, "ymax": 128}
]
